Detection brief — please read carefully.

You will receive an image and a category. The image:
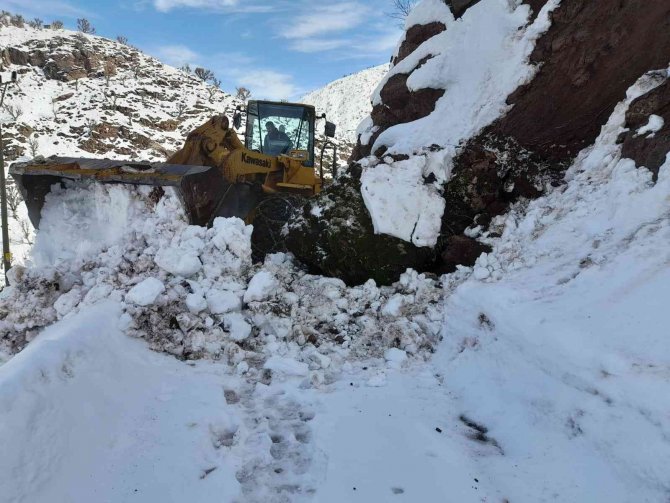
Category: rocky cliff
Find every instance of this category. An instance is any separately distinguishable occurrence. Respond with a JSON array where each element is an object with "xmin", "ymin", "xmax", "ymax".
[{"xmin": 287, "ymin": 0, "xmax": 670, "ymax": 285}]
